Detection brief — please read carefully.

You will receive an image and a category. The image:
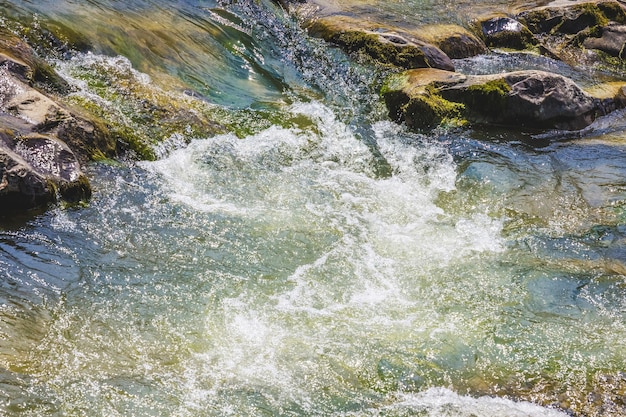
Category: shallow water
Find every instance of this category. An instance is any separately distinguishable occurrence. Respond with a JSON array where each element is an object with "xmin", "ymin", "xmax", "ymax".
[{"xmin": 1, "ymin": 0, "xmax": 626, "ymax": 416}]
